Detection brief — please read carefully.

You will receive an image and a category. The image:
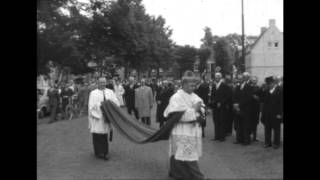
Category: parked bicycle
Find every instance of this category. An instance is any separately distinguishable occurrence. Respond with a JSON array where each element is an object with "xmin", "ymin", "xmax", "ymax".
[{"xmin": 65, "ymin": 94, "xmax": 82, "ymax": 120}]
